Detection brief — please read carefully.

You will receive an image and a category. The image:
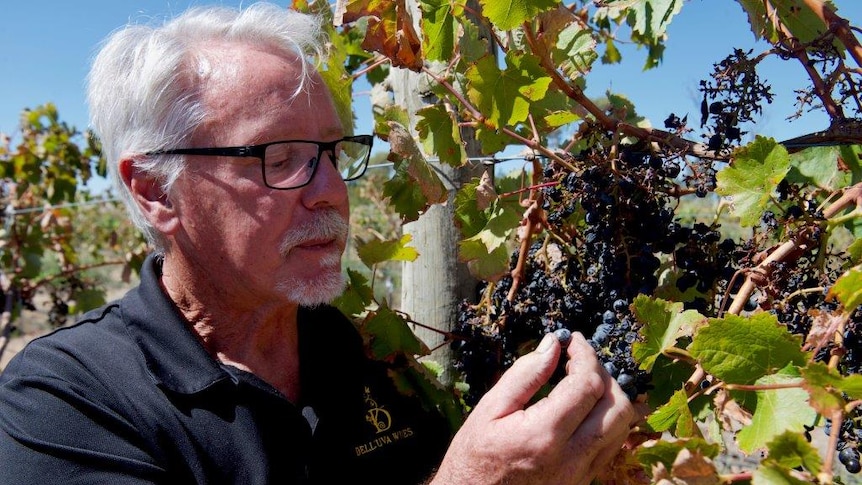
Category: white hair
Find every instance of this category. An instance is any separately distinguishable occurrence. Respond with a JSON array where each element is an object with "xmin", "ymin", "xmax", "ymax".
[{"xmin": 87, "ymin": 3, "xmax": 325, "ymax": 251}]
